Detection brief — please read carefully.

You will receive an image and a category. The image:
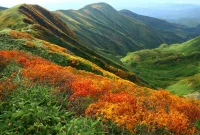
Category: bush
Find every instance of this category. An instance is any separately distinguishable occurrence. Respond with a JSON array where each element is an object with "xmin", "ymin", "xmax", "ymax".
[{"xmin": 0, "ymin": 85, "xmax": 105, "ymax": 134}]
